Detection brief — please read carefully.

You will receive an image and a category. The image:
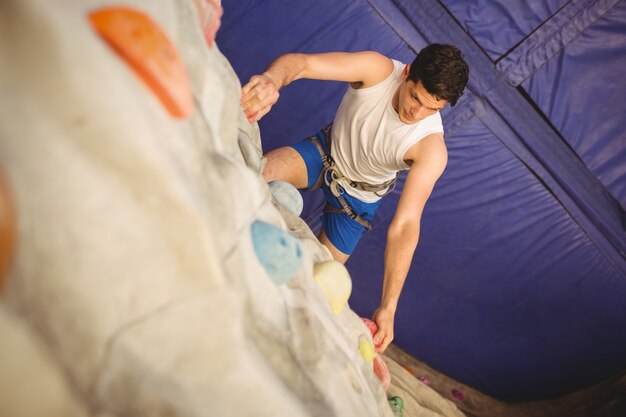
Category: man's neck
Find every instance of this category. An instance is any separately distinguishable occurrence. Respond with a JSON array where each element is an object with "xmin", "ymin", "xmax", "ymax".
[{"xmin": 391, "ymin": 88, "xmax": 400, "ymax": 114}]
